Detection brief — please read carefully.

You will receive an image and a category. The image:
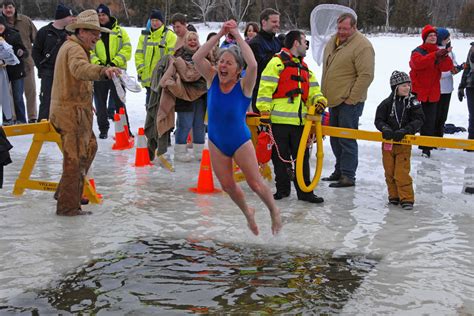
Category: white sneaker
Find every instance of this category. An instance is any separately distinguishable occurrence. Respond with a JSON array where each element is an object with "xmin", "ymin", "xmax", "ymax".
[{"xmin": 120, "ymin": 71, "xmax": 142, "ymax": 93}]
